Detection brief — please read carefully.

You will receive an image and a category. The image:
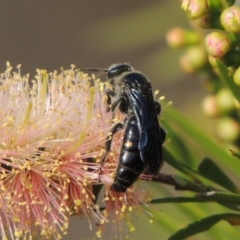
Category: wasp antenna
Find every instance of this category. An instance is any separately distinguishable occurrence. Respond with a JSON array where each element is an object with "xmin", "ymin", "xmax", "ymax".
[{"xmin": 80, "ymin": 68, "xmax": 108, "ymax": 72}]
